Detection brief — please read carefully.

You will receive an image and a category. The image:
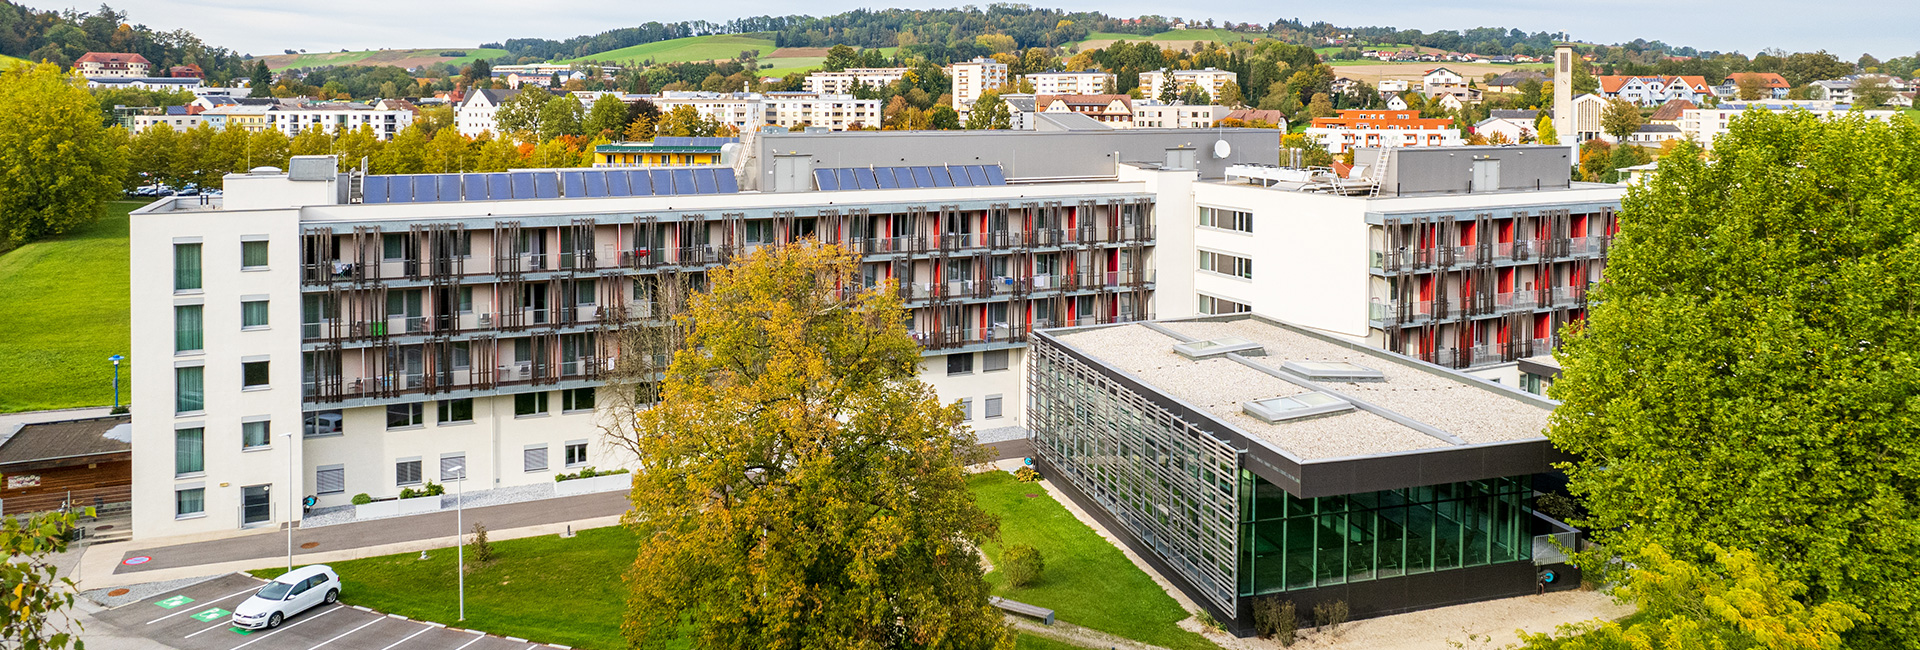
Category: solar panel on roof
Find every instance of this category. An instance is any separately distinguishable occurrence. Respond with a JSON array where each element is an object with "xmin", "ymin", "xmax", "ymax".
[
  {"xmin": 671, "ymin": 169, "xmax": 695, "ymax": 195},
  {"xmin": 582, "ymin": 171, "xmax": 607, "ymax": 197},
  {"xmin": 412, "ymin": 176, "xmax": 438, "ymax": 202},
  {"xmin": 437, "ymin": 175, "xmax": 462, "ymax": 202},
  {"xmin": 562, "ymin": 171, "xmax": 586, "ymax": 198},
  {"xmin": 486, "ymin": 173, "xmax": 511, "ymax": 200},
  {"xmin": 508, "ymin": 172, "xmax": 534, "ymax": 199},
  {"xmin": 966, "ymin": 165, "xmax": 989, "ymax": 186},
  {"xmin": 715, "ymin": 170, "xmax": 739, "ymax": 193},
  {"xmin": 891, "ymin": 167, "xmax": 916, "ymax": 188},
  {"xmin": 853, "ymin": 168, "xmax": 878, "ymax": 190},
  {"xmin": 873, "ymin": 167, "xmax": 897, "ymax": 189},
  {"xmin": 533, "ymin": 173, "xmax": 559, "ymax": 199},
  {"xmin": 912, "ymin": 167, "xmax": 935, "ymax": 187},
  {"xmin": 834, "ymin": 169, "xmax": 858, "ymax": 191},
  {"xmin": 814, "ymin": 169, "xmax": 838, "ymax": 191},
  {"xmin": 389, "ymin": 176, "xmax": 415, "ymax": 202},
  {"xmin": 696, "ymin": 168, "xmax": 721, "ymax": 194},
  {"xmin": 650, "ymin": 169, "xmax": 674, "ymax": 195},
  {"xmin": 605, "ymin": 170, "xmax": 631, "ymax": 196},
  {"xmin": 627, "ymin": 170, "xmax": 652, "ymax": 196},
  {"xmin": 983, "ymin": 165, "xmax": 1007, "ymax": 185},
  {"xmin": 948, "ymin": 166, "xmax": 974, "ymax": 187},
  {"xmin": 928, "ymin": 166, "xmax": 953, "ymax": 187},
  {"xmin": 362, "ymin": 176, "xmax": 390, "ymax": 204}
]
